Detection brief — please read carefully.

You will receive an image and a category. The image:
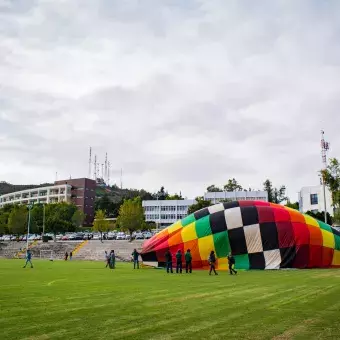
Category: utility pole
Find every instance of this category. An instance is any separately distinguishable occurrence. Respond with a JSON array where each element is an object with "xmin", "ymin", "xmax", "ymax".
[
  {"xmin": 26, "ymin": 204, "xmax": 33, "ymax": 252},
  {"xmin": 321, "ymin": 130, "xmax": 330, "ymax": 223},
  {"xmin": 42, "ymin": 204, "xmax": 46, "ymax": 238}
]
